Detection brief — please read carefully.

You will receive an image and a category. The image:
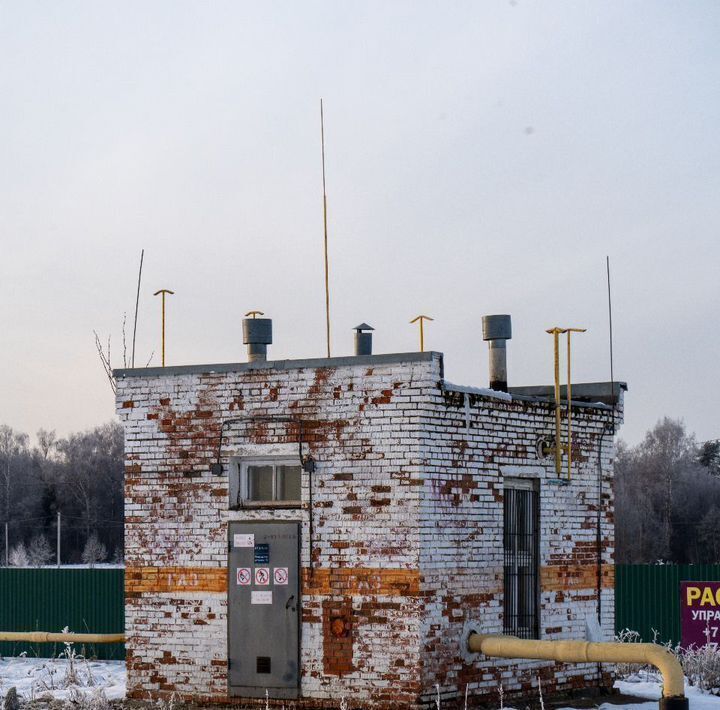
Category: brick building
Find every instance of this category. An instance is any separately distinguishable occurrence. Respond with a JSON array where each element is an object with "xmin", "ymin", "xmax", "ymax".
[{"xmin": 115, "ymin": 316, "xmax": 624, "ymax": 707}]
